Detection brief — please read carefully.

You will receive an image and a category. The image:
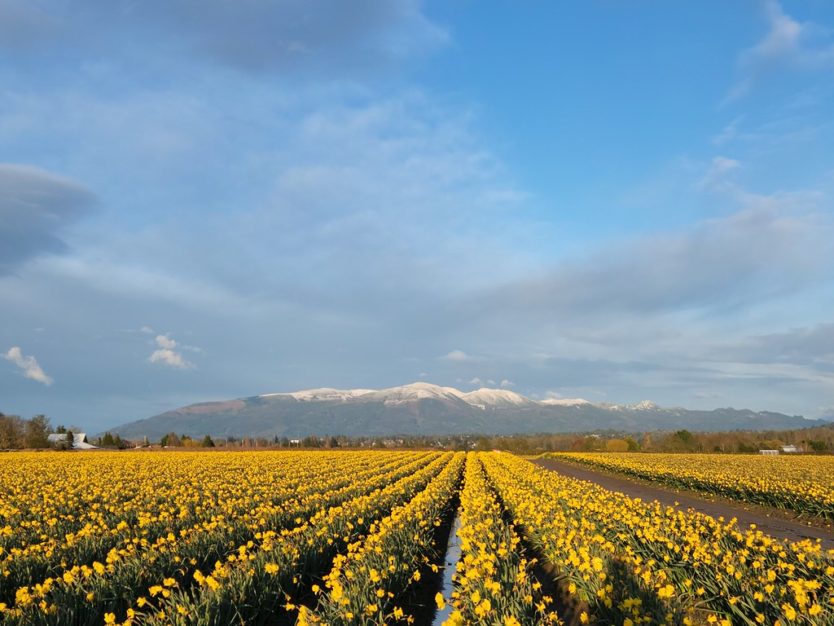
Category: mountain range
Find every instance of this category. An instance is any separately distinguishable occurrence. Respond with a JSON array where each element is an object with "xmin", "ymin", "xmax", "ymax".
[{"xmin": 109, "ymin": 382, "xmax": 822, "ymax": 440}]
